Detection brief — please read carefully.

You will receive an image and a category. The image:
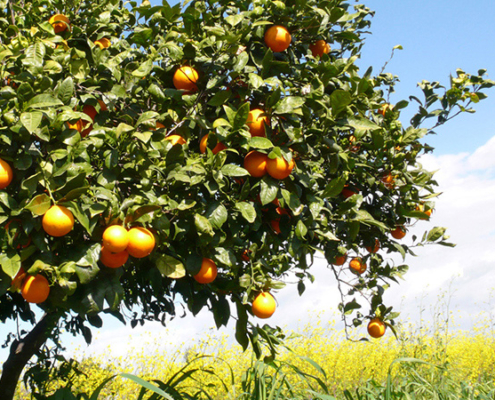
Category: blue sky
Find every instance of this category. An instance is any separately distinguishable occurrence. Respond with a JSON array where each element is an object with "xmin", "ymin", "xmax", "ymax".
[{"xmin": 2, "ymin": 0, "xmax": 495, "ymax": 364}]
